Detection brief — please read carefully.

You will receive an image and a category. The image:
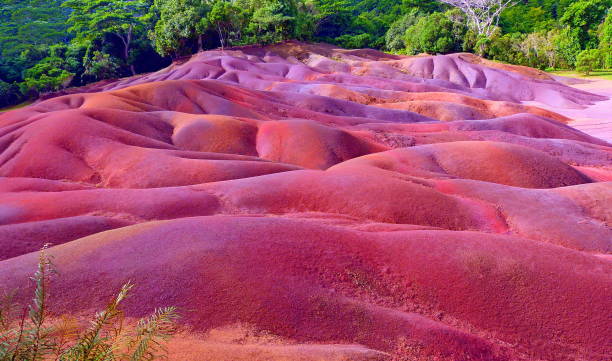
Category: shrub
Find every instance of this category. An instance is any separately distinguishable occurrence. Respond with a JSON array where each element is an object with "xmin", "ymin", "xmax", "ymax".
[
  {"xmin": 0, "ymin": 247, "xmax": 179, "ymax": 361},
  {"xmin": 576, "ymin": 48, "xmax": 603, "ymax": 74},
  {"xmin": 0, "ymin": 81, "xmax": 25, "ymax": 109},
  {"xmin": 404, "ymin": 11, "xmax": 466, "ymax": 55},
  {"xmin": 335, "ymin": 33, "xmax": 375, "ymax": 49},
  {"xmin": 19, "ymin": 57, "xmax": 74, "ymax": 97},
  {"xmin": 482, "ymin": 31, "xmax": 527, "ymax": 66},
  {"xmin": 83, "ymin": 51, "xmax": 123, "ymax": 81}
]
